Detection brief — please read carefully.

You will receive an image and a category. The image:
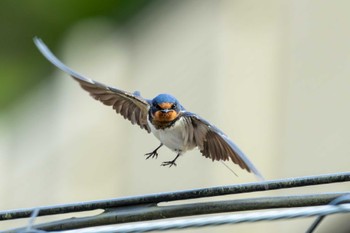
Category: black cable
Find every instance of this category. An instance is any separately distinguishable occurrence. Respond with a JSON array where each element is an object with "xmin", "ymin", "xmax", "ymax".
[{"xmin": 305, "ymin": 194, "xmax": 350, "ymax": 233}]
